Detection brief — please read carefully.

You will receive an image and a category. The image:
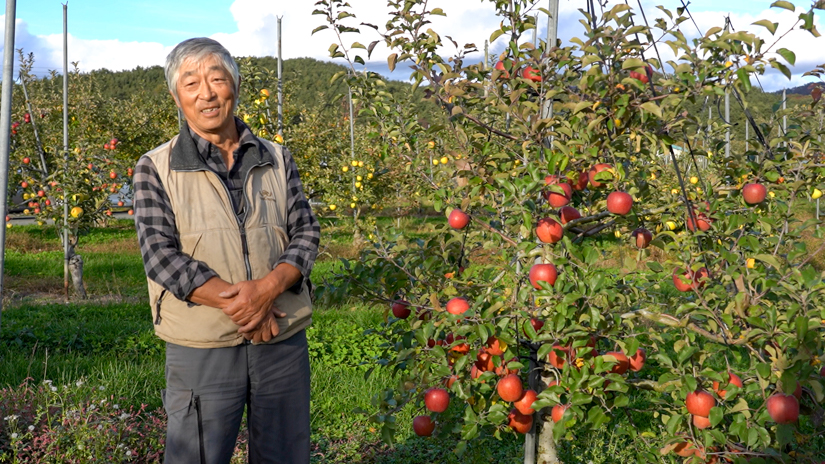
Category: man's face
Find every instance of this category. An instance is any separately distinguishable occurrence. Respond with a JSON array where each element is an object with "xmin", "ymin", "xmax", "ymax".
[{"xmin": 174, "ymin": 55, "xmax": 236, "ymax": 137}]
